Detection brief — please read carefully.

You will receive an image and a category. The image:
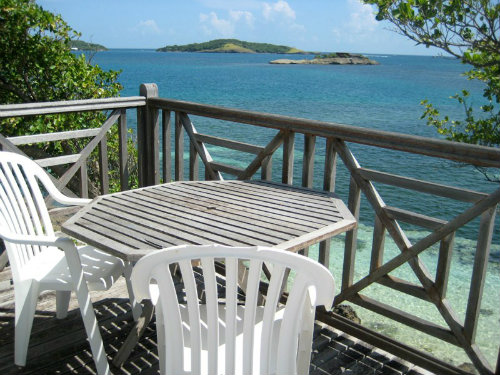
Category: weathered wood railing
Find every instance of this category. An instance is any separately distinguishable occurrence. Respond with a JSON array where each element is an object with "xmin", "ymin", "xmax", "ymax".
[
  {"xmin": 1, "ymin": 84, "xmax": 499, "ymax": 375},
  {"xmin": 0, "ymin": 97, "xmax": 145, "ymax": 197},
  {"xmin": 137, "ymin": 84, "xmax": 500, "ymax": 375}
]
